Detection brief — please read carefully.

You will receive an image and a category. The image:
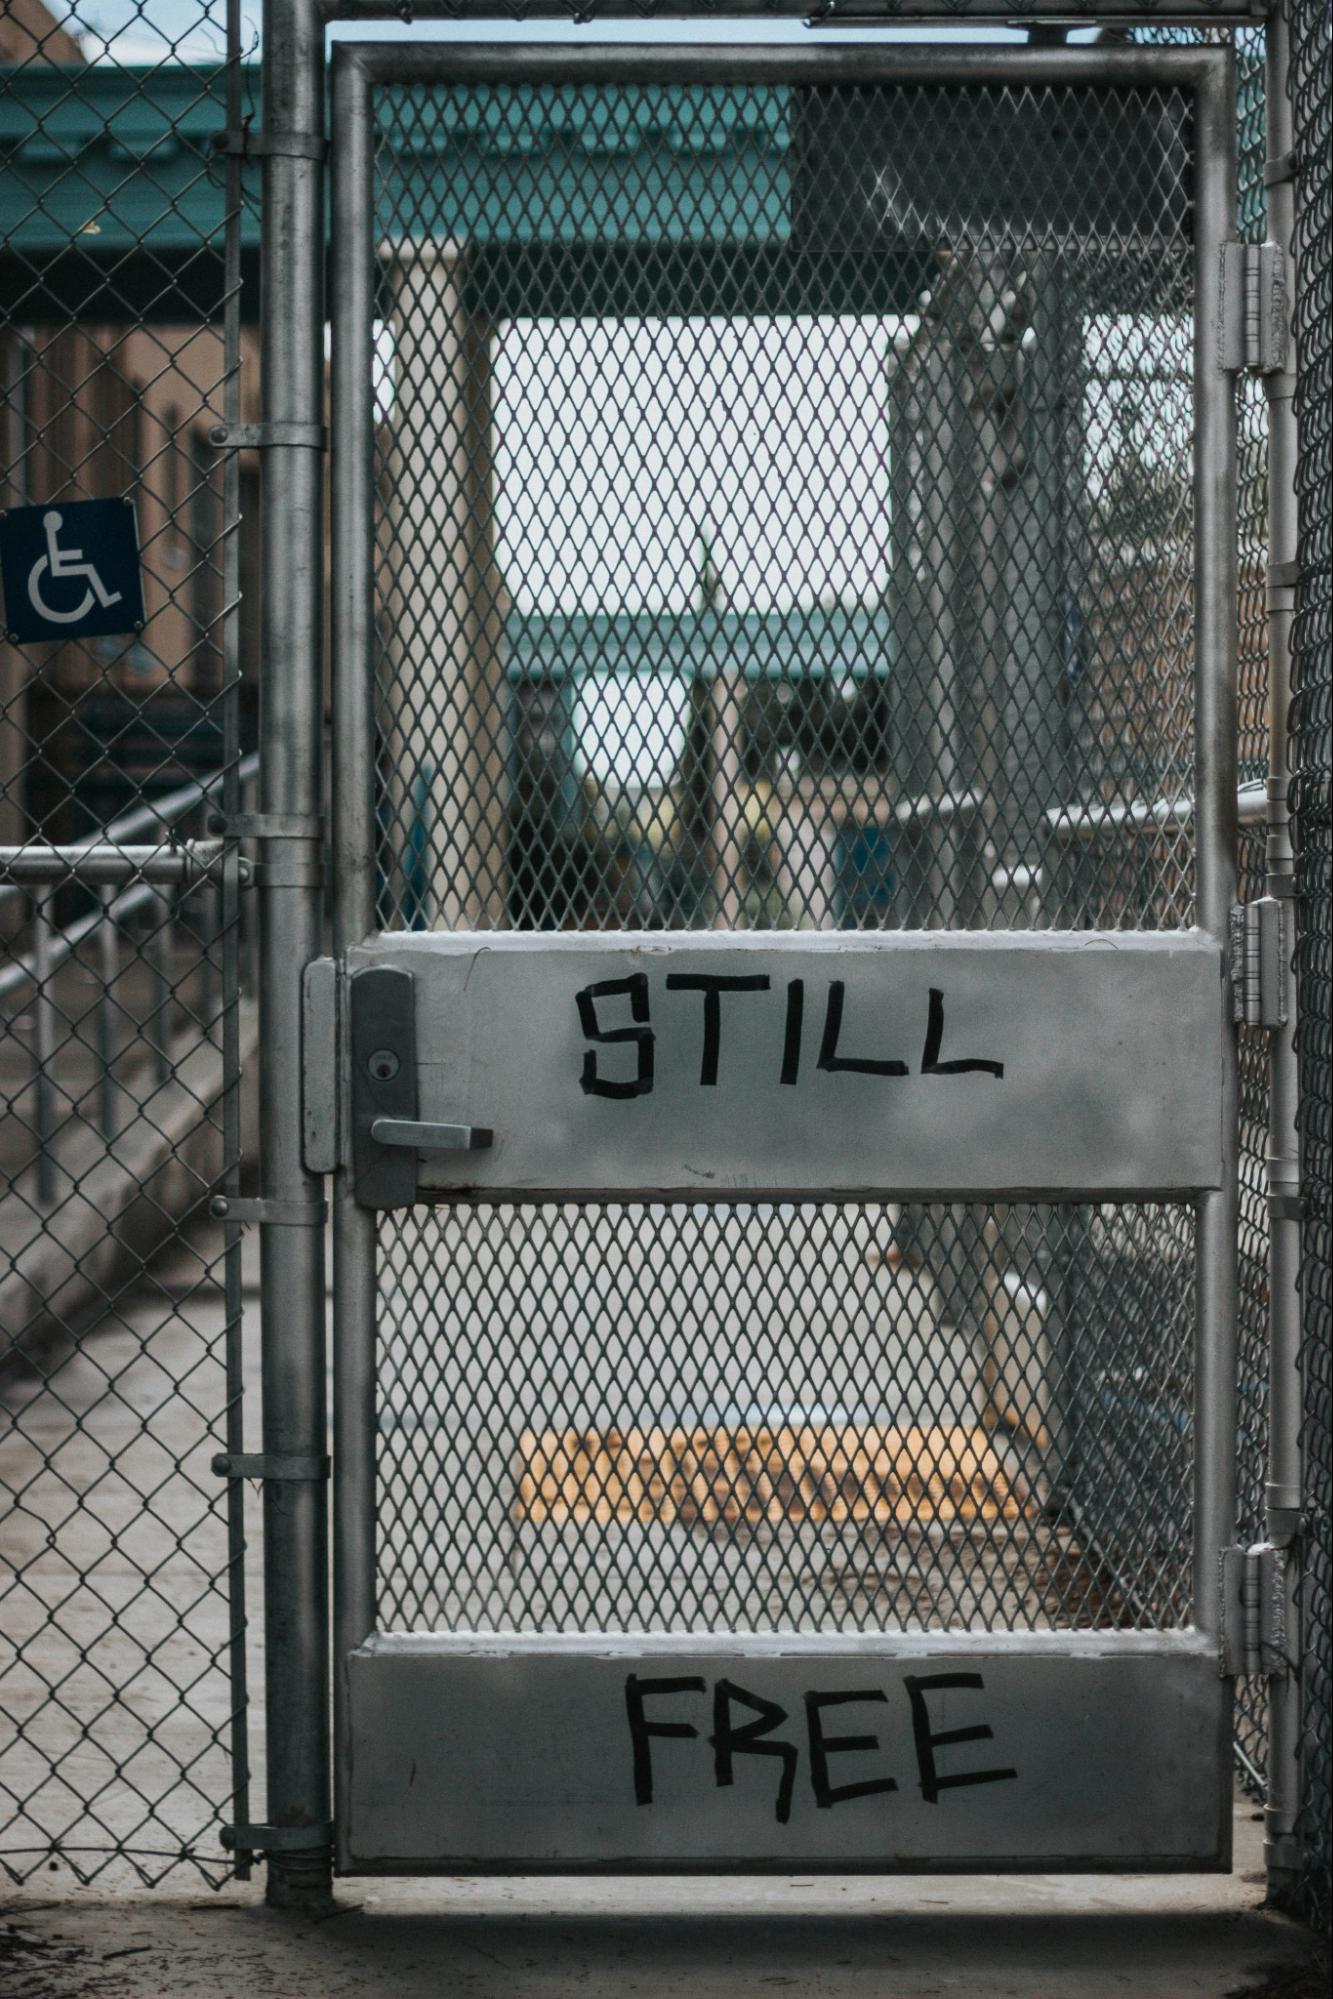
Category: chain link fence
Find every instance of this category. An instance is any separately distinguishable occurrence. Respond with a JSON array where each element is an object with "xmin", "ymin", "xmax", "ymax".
[
  {"xmin": 0, "ymin": 1, "xmax": 257, "ymax": 1886},
  {"xmin": 0, "ymin": 2, "xmax": 1327, "ymax": 1922},
  {"xmin": 1287, "ymin": 0, "xmax": 1332, "ymax": 1940}
]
